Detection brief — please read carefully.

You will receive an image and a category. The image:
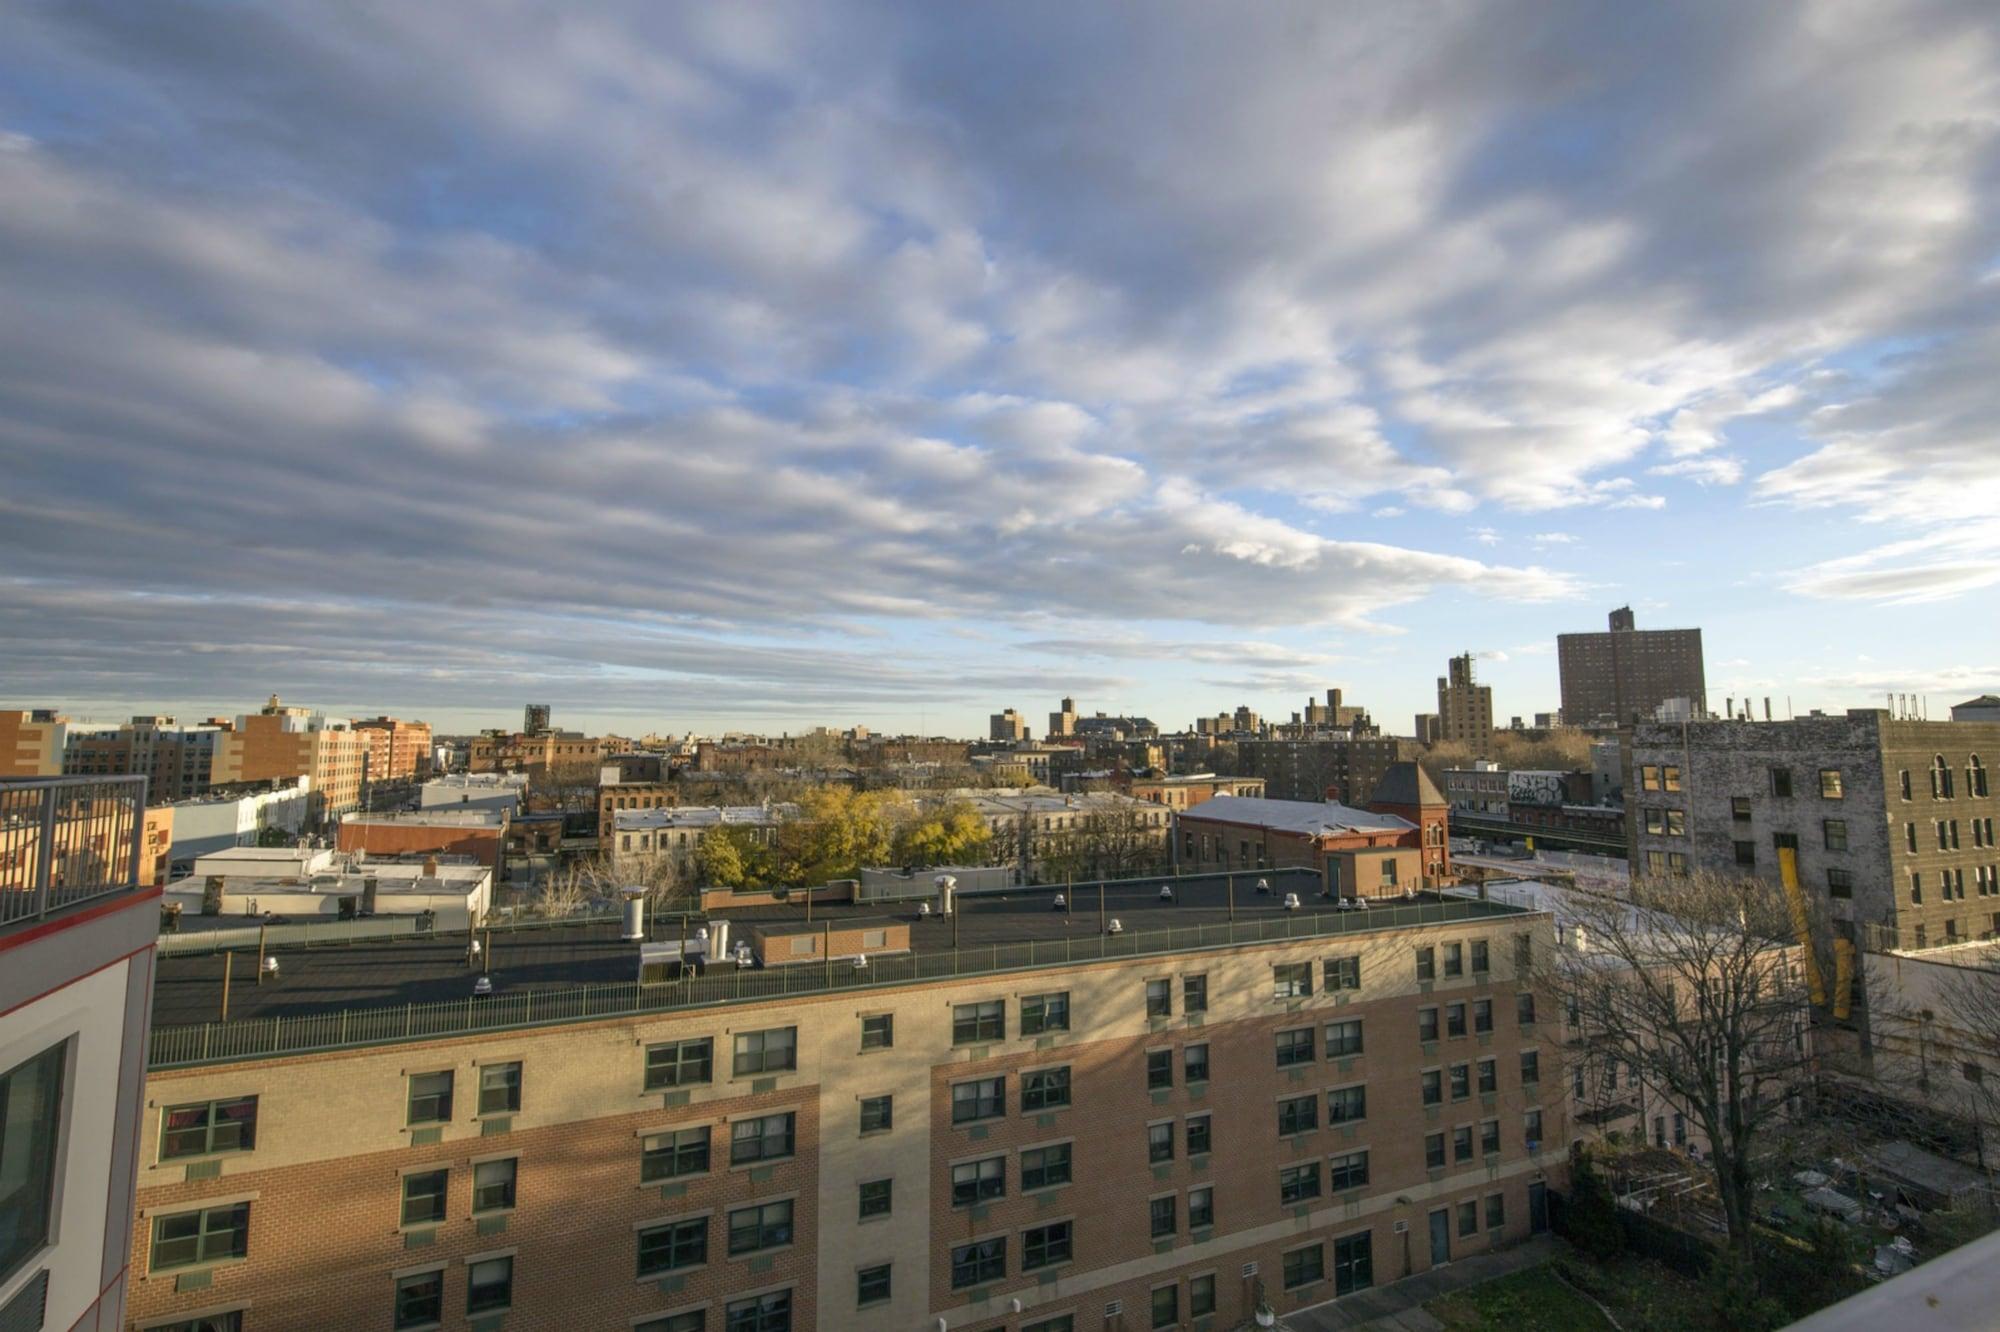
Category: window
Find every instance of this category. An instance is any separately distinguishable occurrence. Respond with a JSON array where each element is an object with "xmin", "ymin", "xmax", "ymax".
[
  {"xmin": 728, "ymin": 1199, "xmax": 794, "ymax": 1255},
  {"xmin": 1486, "ymin": 1192, "xmax": 1507, "ymax": 1229},
  {"xmin": 1901, "ymin": 768, "xmax": 1914, "ymax": 801},
  {"xmin": 637, "ymin": 1217, "xmax": 708, "ymax": 1275},
  {"xmin": 1477, "ymin": 1058, "xmax": 1497, "ymax": 1094},
  {"xmin": 1148, "ymin": 1121, "xmax": 1175, "ymax": 1163},
  {"xmin": 951, "ymin": 1156, "xmax": 1006, "ymax": 1206},
  {"xmin": 952, "ymin": 1077, "xmax": 1005, "ymax": 1124},
  {"xmin": 1025, "ymin": 1318, "xmax": 1075, "ymax": 1332},
  {"xmin": 1734, "ymin": 840, "xmax": 1757, "ymax": 868},
  {"xmin": 471, "ymin": 1064, "xmax": 522, "ymax": 1120},
  {"xmin": 1664, "ymin": 808, "xmax": 1686, "ymax": 837},
  {"xmin": 646, "ymin": 1038, "xmax": 714, "ymax": 1089},
  {"xmin": 1276, "ymin": 1028, "xmax": 1315, "ymax": 1067},
  {"xmin": 1279, "ymin": 1163, "xmax": 1321, "ymax": 1205},
  {"xmin": 159, "ymin": 1095, "xmax": 257, "ymax": 1162},
  {"xmin": 1933, "ymin": 755, "xmax": 1955, "ymax": 799},
  {"xmin": 637, "ymin": 1313, "xmax": 704, "ymax": 1332},
  {"xmin": 407, "ymin": 1071, "xmax": 453, "ymax": 1125},
  {"xmin": 1273, "ymin": 963, "xmax": 1313, "ymax": 999},
  {"xmin": 1022, "ymin": 992, "xmax": 1070, "ymax": 1034},
  {"xmin": 1416, "ymin": 946, "xmax": 1436, "ymax": 981},
  {"xmin": 1024, "ymin": 1220, "xmax": 1073, "ymax": 1270},
  {"xmin": 1645, "ymin": 809, "xmax": 1664, "ymax": 835},
  {"xmin": 1024, "ymin": 1066, "xmax": 1072, "ymax": 1111},
  {"xmin": 1420, "ymin": 1007, "xmax": 1441, "ymax": 1042},
  {"xmin": 1731, "ymin": 796, "xmax": 1753, "ymax": 822},
  {"xmin": 734, "ymin": 1027, "xmax": 797, "ymax": 1075},
  {"xmin": 1145, "ymin": 978, "xmax": 1173, "ymax": 1018},
  {"xmin": 394, "ymin": 1270, "xmax": 443, "ymax": 1329},
  {"xmin": 1278, "ymin": 1094, "xmax": 1318, "ymax": 1136},
  {"xmin": 1446, "ymin": 1003, "xmax": 1467, "ymax": 1038},
  {"xmin": 1912, "ymin": 871, "xmax": 1923, "ymax": 905},
  {"xmin": 951, "ymin": 1237, "xmax": 1005, "ymax": 1289},
  {"xmin": 1185, "ymin": 1113, "xmax": 1212, "ymax": 1157},
  {"xmin": 1481, "ymin": 1120, "xmax": 1501, "ymax": 1156},
  {"xmin": 1828, "ymin": 867, "xmax": 1853, "ymax": 899},
  {"xmin": 1820, "ymin": 768, "xmax": 1844, "ymax": 799},
  {"xmin": 1824, "ymin": 819, "xmax": 1849, "ymax": 852},
  {"xmin": 1450, "ymin": 1063, "xmax": 1470, "ymax": 1100},
  {"xmin": 1641, "ymin": 764, "xmax": 1661, "ymax": 792},
  {"xmin": 151, "ymin": 1203, "xmax": 250, "ymax": 1271},
  {"xmin": 1283, "ymin": 1243, "xmax": 1324, "ymax": 1289},
  {"xmin": 1457, "ymin": 1200, "xmax": 1478, "ymax": 1236},
  {"xmin": 860, "ymin": 1014, "xmax": 894, "ymax": 1050},
  {"xmin": 1147, "ymin": 1049, "xmax": 1174, "ymax": 1090},
  {"xmin": 1327, "ymin": 1085, "xmax": 1366, "ymax": 1124},
  {"xmin": 857, "ymin": 1262, "xmax": 892, "ymax": 1306},
  {"xmin": 858, "ymin": 1178, "xmax": 892, "ymax": 1218},
  {"xmin": 1188, "ymin": 1185, "xmax": 1214, "ymax": 1230},
  {"xmin": 1443, "ymin": 943, "xmax": 1463, "ymax": 977},
  {"xmin": 1151, "ymin": 1283, "xmax": 1180, "ymax": 1329},
  {"xmin": 1907, "ymin": 822, "xmax": 1920, "ymax": 854},
  {"xmin": 729, "ymin": 1112, "xmax": 795, "ymax": 1164},
  {"xmin": 1453, "ymin": 1125, "xmax": 1473, "ymax": 1163},
  {"xmin": 1184, "ymin": 1042, "xmax": 1211, "ymax": 1082},
  {"xmin": 1471, "ymin": 940, "xmax": 1490, "ymax": 974},
  {"xmin": 1422, "ymin": 1070, "xmax": 1442, "ymax": 1106},
  {"xmin": 724, "ymin": 1290, "xmax": 790, "ymax": 1332},
  {"xmin": 1334, "ymin": 1231, "xmax": 1374, "ymax": 1295},
  {"xmin": 952, "ymin": 1001, "xmax": 1006, "ymax": 1046},
  {"xmin": 1516, "ymin": 993, "xmax": 1536, "ymax": 1025},
  {"xmin": 1149, "ymin": 1194, "xmax": 1177, "ymax": 1238},
  {"xmin": 1474, "ymin": 999, "xmax": 1493, "ymax": 1034},
  {"xmin": 1328, "ymin": 1149, "xmax": 1369, "ymax": 1191},
  {"xmin": 1521, "ymin": 1050, "xmax": 1540, "ymax": 1085},
  {"xmin": 473, "ymin": 1158, "xmax": 516, "ymax": 1213},
  {"xmin": 644, "ymin": 1127, "xmax": 710, "ymax": 1182},
  {"xmin": 1326, "ymin": 1019, "xmax": 1363, "ymax": 1057},
  {"xmin": 860, "ymin": 1095, "xmax": 893, "ymax": 1134},
  {"xmin": 1426, "ymin": 1132, "xmax": 1446, "ymax": 1168},
  {"xmin": 1526, "ymin": 1109, "xmax": 1544, "ymax": 1148},
  {"xmin": 1022, "ymin": 1142, "xmax": 1073, "ymax": 1190},
  {"xmin": 1770, "ymin": 767, "xmax": 1793, "ymax": 798},
  {"xmin": 402, "ymin": 1169, "xmax": 448, "ymax": 1226},
  {"xmin": 1326, "ymin": 955, "xmax": 1361, "ymax": 991},
  {"xmin": 1183, "ymin": 974, "xmax": 1208, "ymax": 1013}
]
